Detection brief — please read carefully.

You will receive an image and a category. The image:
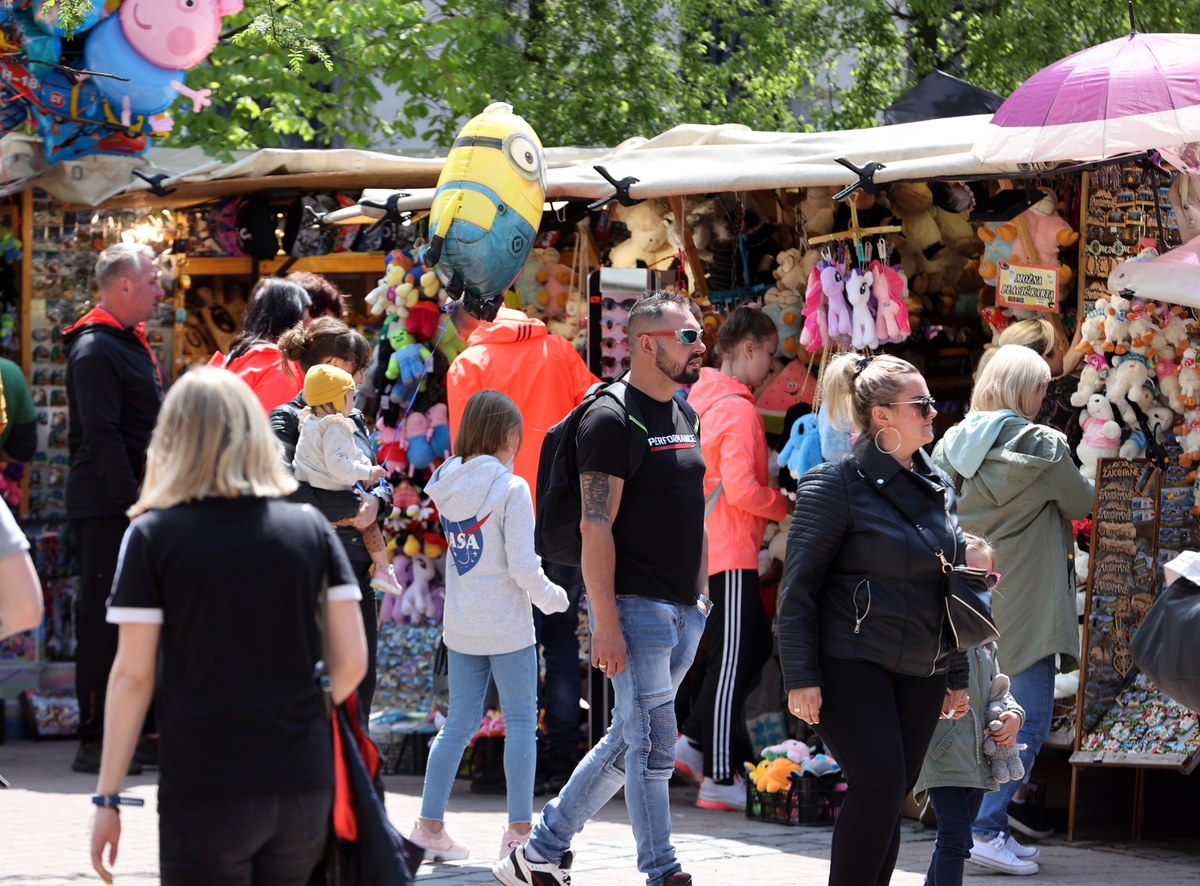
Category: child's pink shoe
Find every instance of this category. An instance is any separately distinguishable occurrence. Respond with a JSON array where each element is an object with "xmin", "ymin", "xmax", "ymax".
[
  {"xmin": 370, "ymin": 565, "xmax": 404, "ymax": 596},
  {"xmin": 407, "ymin": 821, "xmax": 469, "ymax": 862}
]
